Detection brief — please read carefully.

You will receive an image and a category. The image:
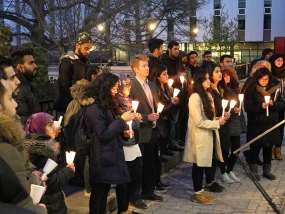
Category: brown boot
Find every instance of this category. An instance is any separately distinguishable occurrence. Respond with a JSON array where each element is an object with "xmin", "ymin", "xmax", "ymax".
[
  {"xmin": 202, "ymin": 191, "xmax": 216, "ymax": 202},
  {"xmin": 274, "ymin": 147, "xmax": 283, "ymax": 160},
  {"xmin": 192, "ymin": 193, "xmax": 213, "ymax": 205},
  {"xmin": 271, "ymin": 147, "xmax": 275, "ymax": 160}
]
